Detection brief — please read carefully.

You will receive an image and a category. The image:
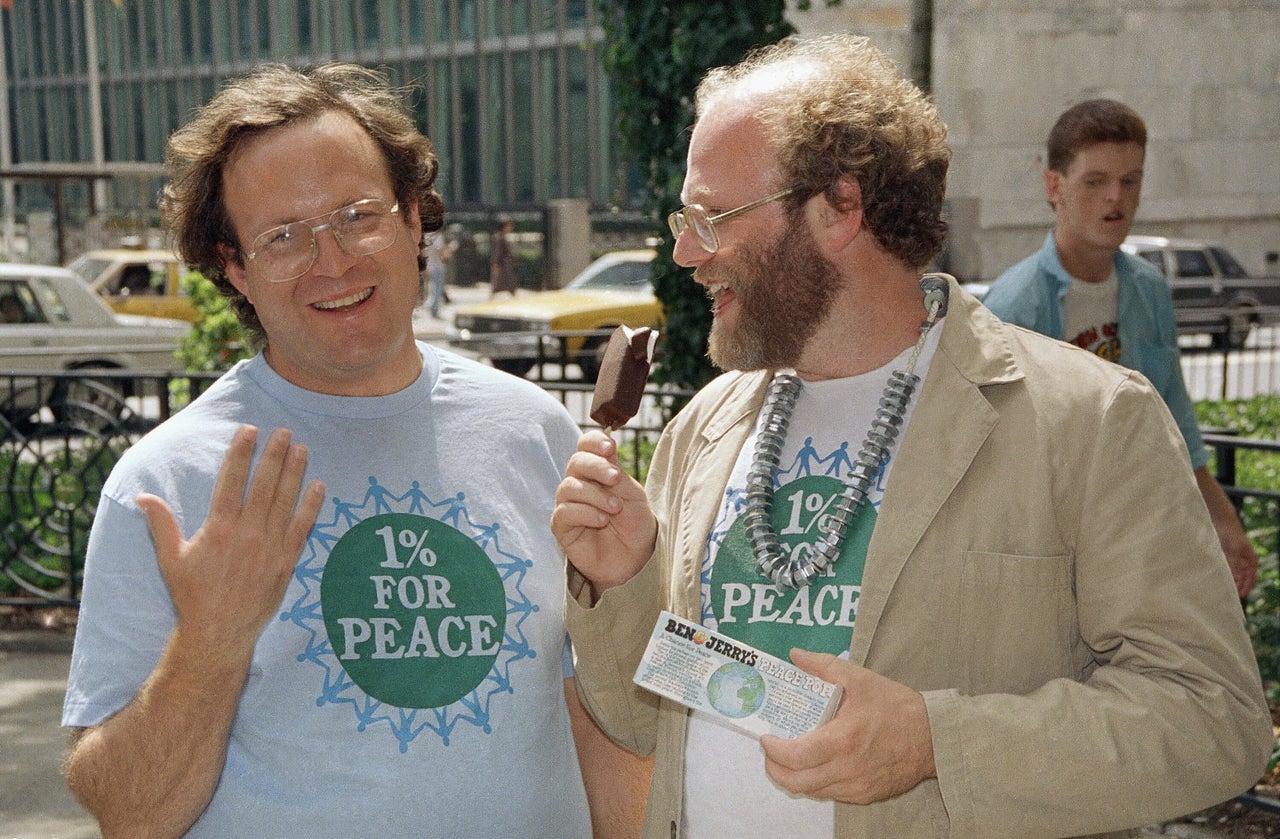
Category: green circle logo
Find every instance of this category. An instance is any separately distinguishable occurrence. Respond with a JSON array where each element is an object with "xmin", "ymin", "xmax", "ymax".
[
  {"xmin": 321, "ymin": 513, "xmax": 506, "ymax": 709},
  {"xmin": 712, "ymin": 475, "xmax": 870, "ymax": 659}
]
